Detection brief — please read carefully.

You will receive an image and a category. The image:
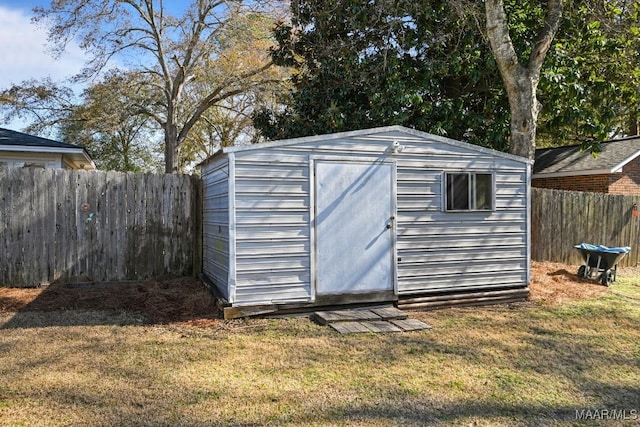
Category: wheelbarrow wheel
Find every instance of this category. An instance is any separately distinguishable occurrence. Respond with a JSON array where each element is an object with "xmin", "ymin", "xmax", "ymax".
[
  {"xmin": 577, "ymin": 265, "xmax": 587, "ymax": 279},
  {"xmin": 601, "ymin": 270, "xmax": 613, "ymax": 286}
]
